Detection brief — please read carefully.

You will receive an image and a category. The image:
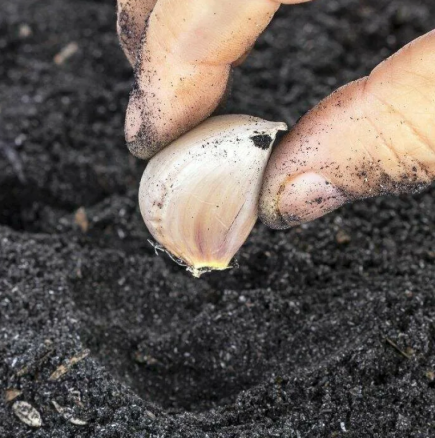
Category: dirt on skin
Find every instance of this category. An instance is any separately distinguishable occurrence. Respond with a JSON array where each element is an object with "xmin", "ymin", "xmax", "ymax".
[{"xmin": 1, "ymin": 0, "xmax": 435, "ymax": 437}]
